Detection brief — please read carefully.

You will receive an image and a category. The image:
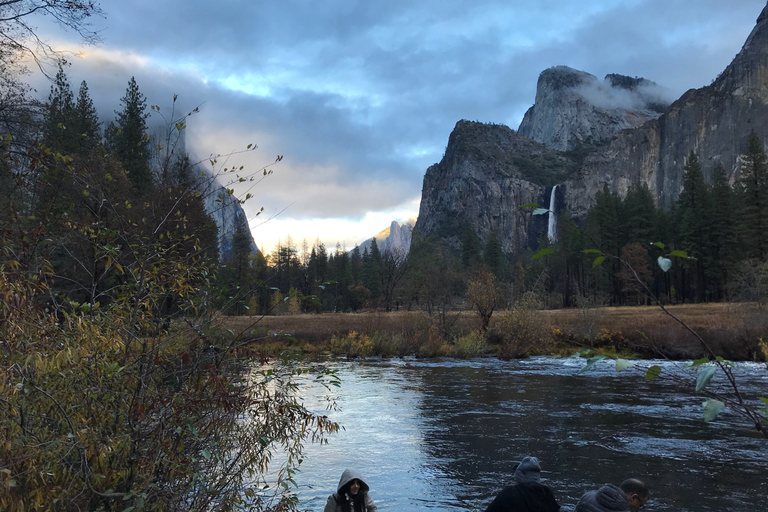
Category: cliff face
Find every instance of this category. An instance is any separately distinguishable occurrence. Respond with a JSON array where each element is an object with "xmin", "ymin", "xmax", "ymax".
[
  {"xmin": 564, "ymin": 3, "xmax": 768, "ymax": 215},
  {"xmin": 414, "ymin": 121, "xmax": 572, "ymax": 253},
  {"xmin": 357, "ymin": 219, "xmax": 415, "ymax": 255},
  {"xmin": 415, "ymin": 4, "xmax": 768, "ymax": 254},
  {"xmin": 518, "ymin": 66, "xmax": 669, "ymax": 151},
  {"xmin": 199, "ymin": 172, "xmax": 258, "ymax": 260}
]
